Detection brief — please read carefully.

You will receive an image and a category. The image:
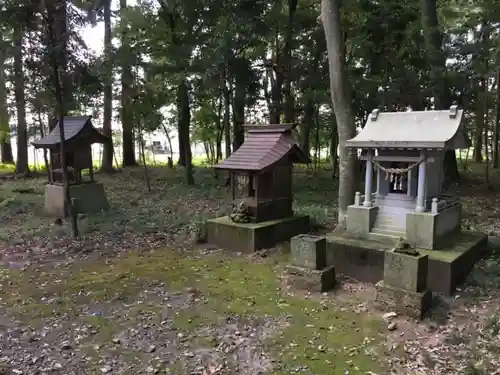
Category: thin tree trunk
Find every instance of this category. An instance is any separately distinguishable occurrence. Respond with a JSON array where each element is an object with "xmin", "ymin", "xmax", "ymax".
[
  {"xmin": 161, "ymin": 123, "xmax": 174, "ymax": 167},
  {"xmin": 314, "ymin": 106, "xmax": 320, "ymax": 173},
  {"xmin": 223, "ymin": 78, "xmax": 231, "ymax": 158},
  {"xmin": 138, "ymin": 126, "xmax": 151, "ymax": 192},
  {"xmin": 283, "ymin": 0, "xmax": 297, "ymax": 124},
  {"xmin": 216, "ymin": 94, "xmax": 223, "ymax": 162},
  {"xmin": 320, "ymin": 0, "xmax": 358, "ymax": 227},
  {"xmin": 37, "ymin": 109, "xmax": 49, "ymax": 175},
  {"xmin": 101, "ymin": 0, "xmax": 114, "ymax": 172},
  {"xmin": 178, "ymin": 79, "xmax": 194, "ymax": 184},
  {"xmin": 46, "ymin": 0, "xmax": 78, "ymax": 238},
  {"xmin": 0, "ymin": 46, "xmax": 13, "ymax": 164},
  {"xmin": 13, "ymin": 26, "xmax": 29, "ymax": 173},
  {"xmin": 233, "ymin": 77, "xmax": 245, "ymax": 151},
  {"xmin": 300, "ymin": 98, "xmax": 315, "ymax": 157},
  {"xmin": 493, "ymin": 70, "xmax": 500, "ymax": 168},
  {"xmin": 120, "ymin": 0, "xmax": 137, "ymax": 167},
  {"xmin": 475, "ymin": 80, "xmax": 485, "ymax": 163},
  {"xmin": 330, "ymin": 113, "xmax": 339, "ymax": 178}
]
